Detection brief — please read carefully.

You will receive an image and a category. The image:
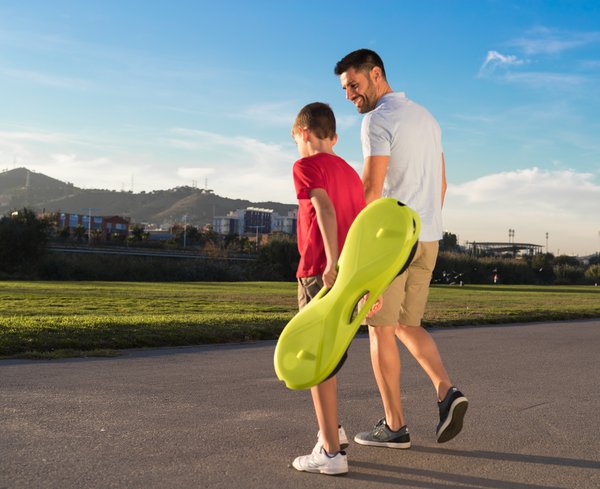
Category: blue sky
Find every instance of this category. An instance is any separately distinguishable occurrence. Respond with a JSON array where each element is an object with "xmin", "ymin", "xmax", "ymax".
[{"xmin": 1, "ymin": 0, "xmax": 599, "ymax": 255}]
